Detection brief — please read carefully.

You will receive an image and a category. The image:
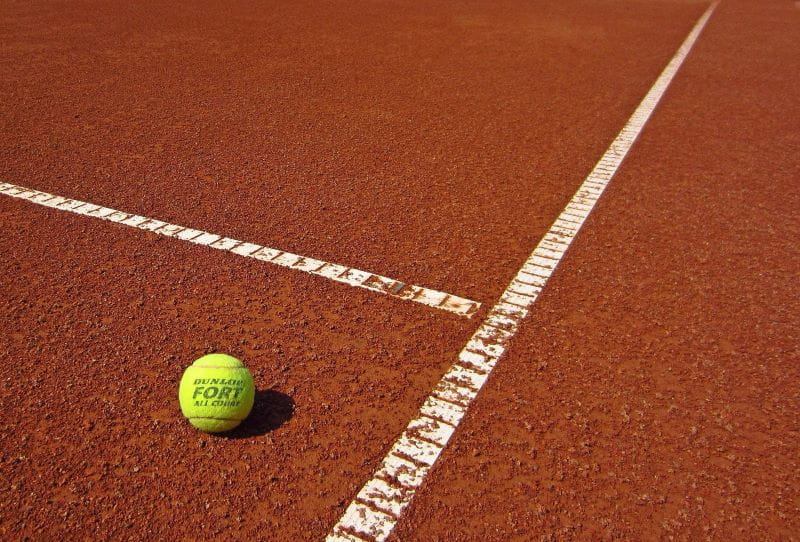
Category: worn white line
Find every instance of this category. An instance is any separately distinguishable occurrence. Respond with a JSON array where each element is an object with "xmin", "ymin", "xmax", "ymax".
[
  {"xmin": 0, "ymin": 182, "xmax": 480, "ymax": 317},
  {"xmin": 326, "ymin": 3, "xmax": 718, "ymax": 540}
]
